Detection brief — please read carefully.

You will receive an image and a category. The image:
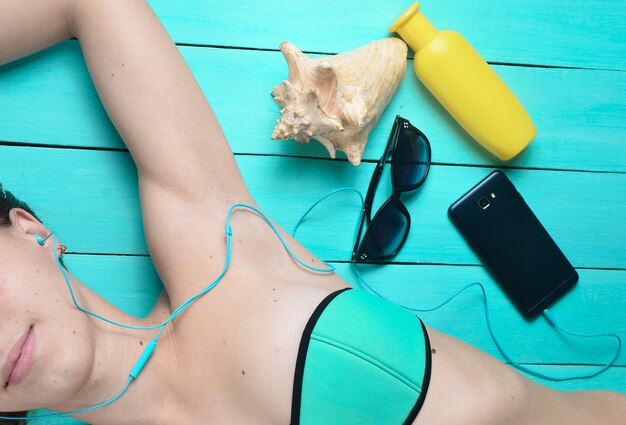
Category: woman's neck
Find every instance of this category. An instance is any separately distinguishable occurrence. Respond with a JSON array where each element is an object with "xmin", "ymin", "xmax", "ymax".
[{"xmin": 48, "ymin": 275, "xmax": 185, "ymax": 425}]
